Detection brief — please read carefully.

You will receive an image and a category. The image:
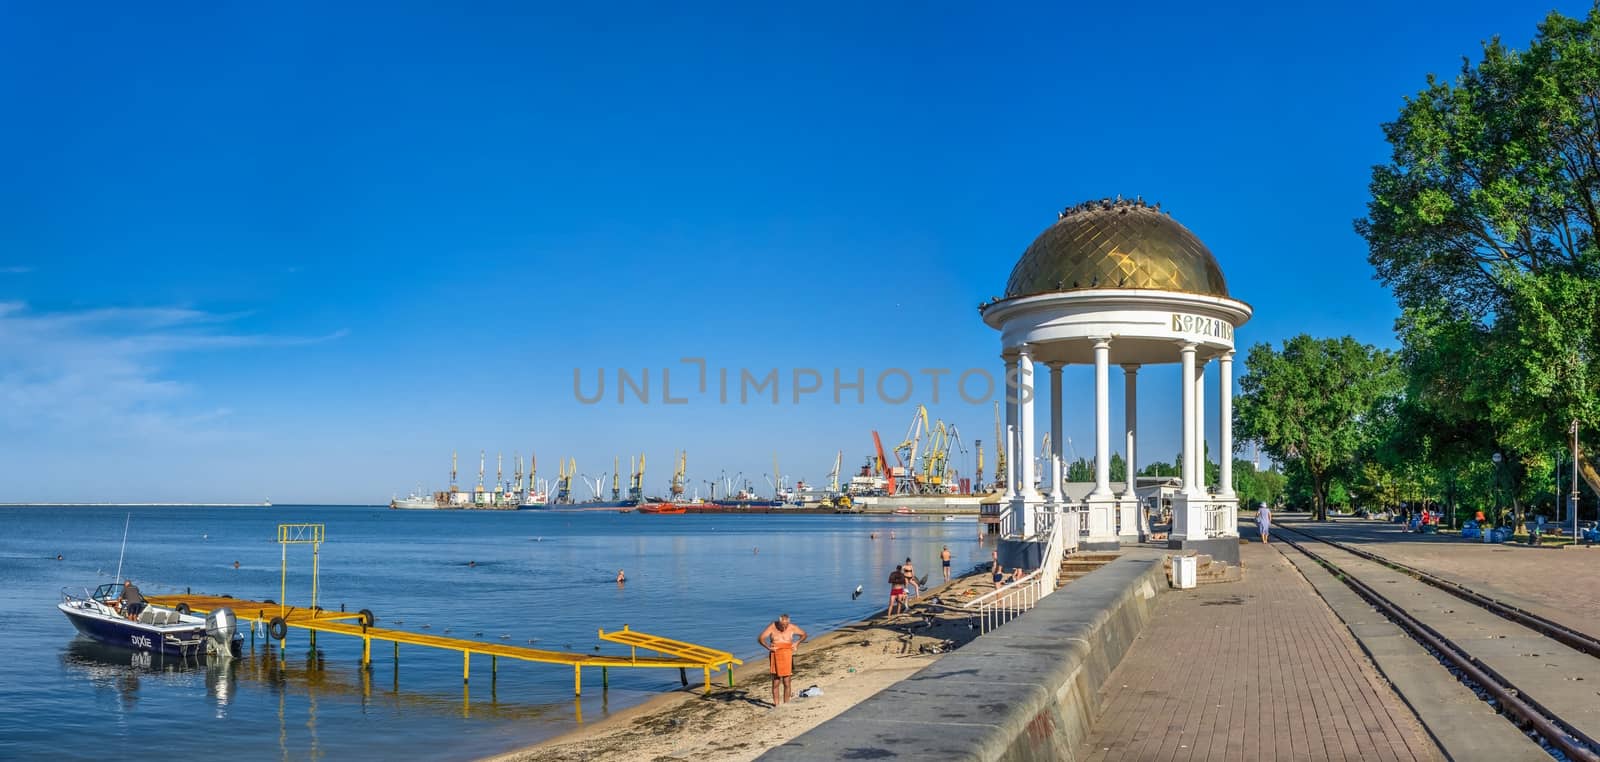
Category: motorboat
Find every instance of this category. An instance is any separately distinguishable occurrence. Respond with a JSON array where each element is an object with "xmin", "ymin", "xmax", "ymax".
[{"xmin": 59, "ymin": 583, "xmax": 241, "ymax": 659}]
